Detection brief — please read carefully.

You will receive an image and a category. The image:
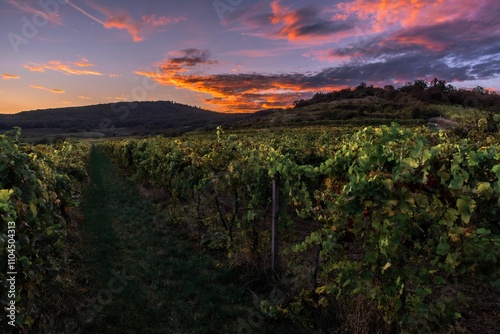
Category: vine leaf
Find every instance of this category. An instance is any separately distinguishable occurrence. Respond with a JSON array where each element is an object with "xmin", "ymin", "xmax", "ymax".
[{"xmin": 456, "ymin": 196, "xmax": 476, "ymax": 224}]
